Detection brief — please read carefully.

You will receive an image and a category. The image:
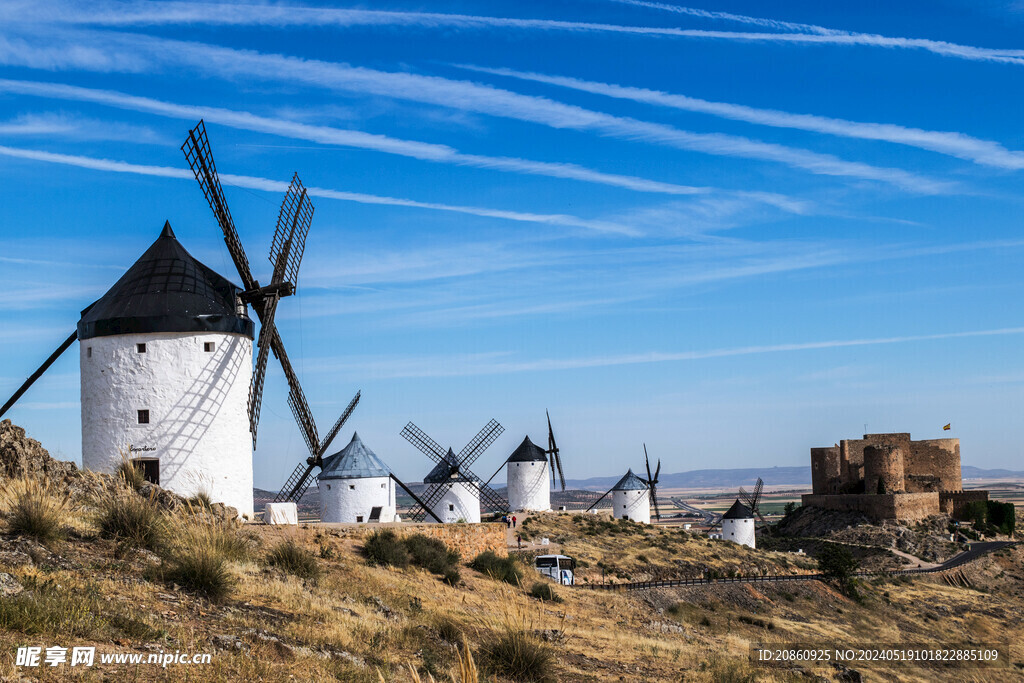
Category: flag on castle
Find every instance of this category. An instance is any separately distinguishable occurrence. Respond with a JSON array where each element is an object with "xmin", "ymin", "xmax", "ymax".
[{"xmin": 943, "ymin": 423, "xmax": 951, "ymax": 431}]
